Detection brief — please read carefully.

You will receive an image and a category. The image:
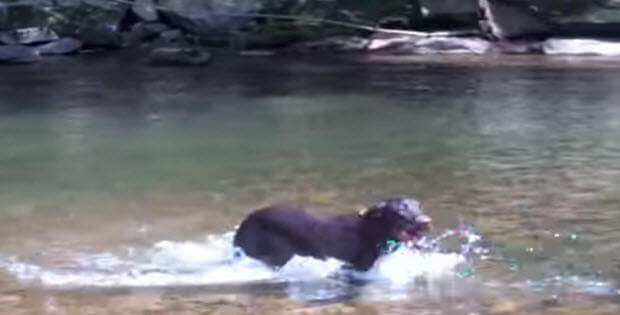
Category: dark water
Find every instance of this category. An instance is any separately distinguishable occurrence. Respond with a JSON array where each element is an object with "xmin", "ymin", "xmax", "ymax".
[{"xmin": 1, "ymin": 53, "xmax": 620, "ymax": 314}]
